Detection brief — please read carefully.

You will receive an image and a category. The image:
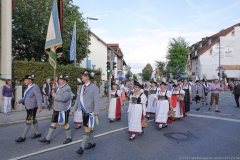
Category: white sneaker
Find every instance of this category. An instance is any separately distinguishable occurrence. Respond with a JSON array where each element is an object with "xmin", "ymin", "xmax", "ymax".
[{"xmin": 159, "ymin": 124, "xmax": 163, "ymax": 129}]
